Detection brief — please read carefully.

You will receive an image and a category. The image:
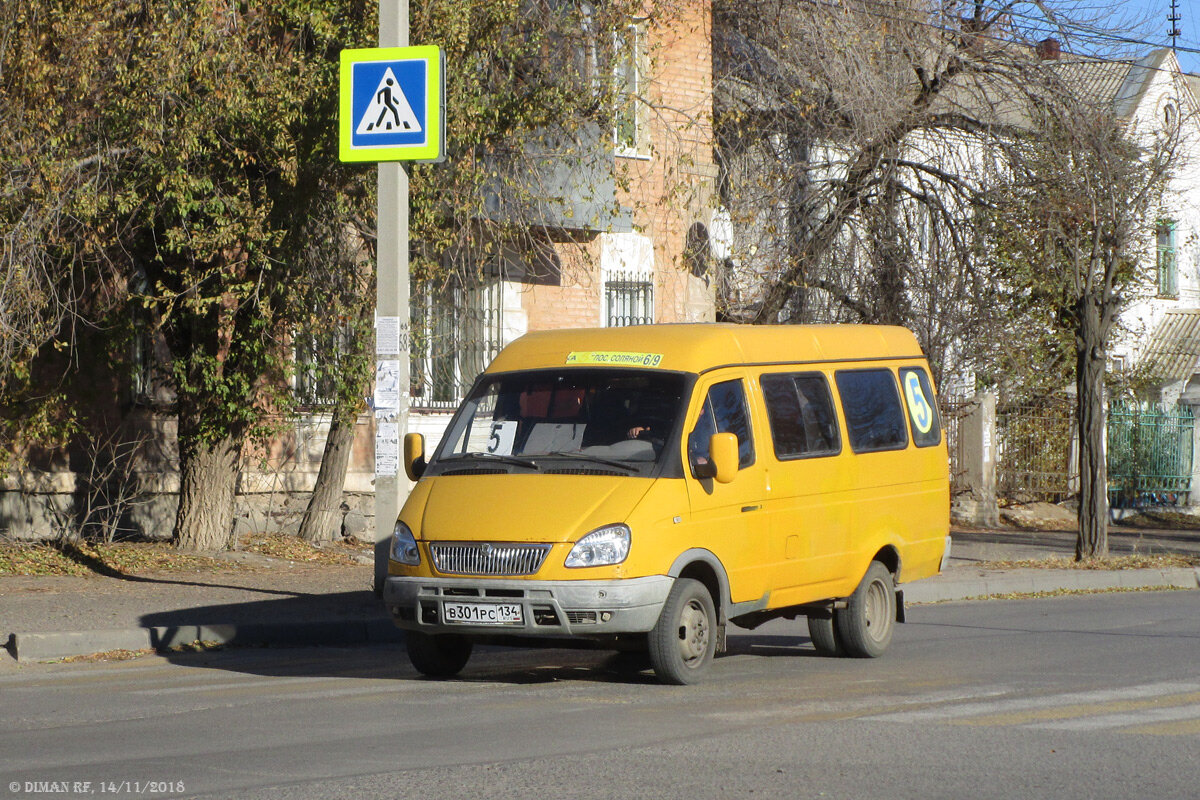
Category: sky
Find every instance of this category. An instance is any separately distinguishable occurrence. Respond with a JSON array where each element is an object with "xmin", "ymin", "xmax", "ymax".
[{"xmin": 1049, "ymin": 1, "xmax": 1200, "ymax": 73}]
